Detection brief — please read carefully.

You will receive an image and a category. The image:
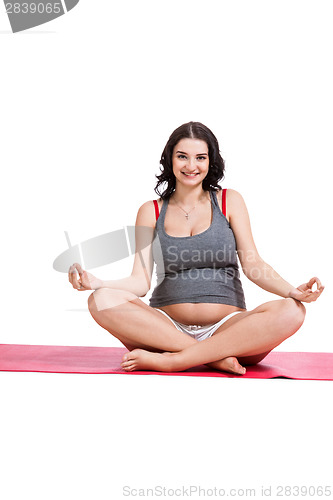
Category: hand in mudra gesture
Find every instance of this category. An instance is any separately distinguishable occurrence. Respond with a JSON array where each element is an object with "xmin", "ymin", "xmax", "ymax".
[
  {"xmin": 289, "ymin": 277, "xmax": 325, "ymax": 303},
  {"xmin": 68, "ymin": 262, "xmax": 104, "ymax": 291}
]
